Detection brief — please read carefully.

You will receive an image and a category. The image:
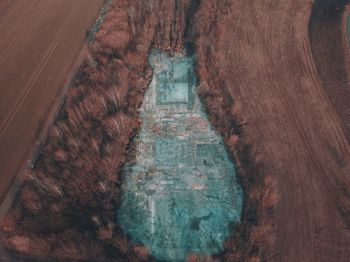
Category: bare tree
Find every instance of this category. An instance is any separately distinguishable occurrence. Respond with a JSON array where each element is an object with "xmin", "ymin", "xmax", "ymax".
[
  {"xmin": 92, "ymin": 138, "xmax": 100, "ymax": 154},
  {"xmin": 107, "ymin": 88, "xmax": 120, "ymax": 110},
  {"xmin": 143, "ymin": 0, "xmax": 153, "ymax": 12},
  {"xmin": 101, "ymin": 96, "xmax": 108, "ymax": 113},
  {"xmin": 29, "ymin": 173, "xmax": 40, "ymax": 184},
  {"xmin": 119, "ymin": 114, "xmax": 125, "ymax": 130},
  {"xmin": 88, "ymin": 54, "xmax": 97, "ymax": 68},
  {"xmin": 127, "ymin": 6, "xmax": 136, "ymax": 36},
  {"xmin": 50, "ymin": 184, "xmax": 64, "ymax": 198},
  {"xmin": 99, "ymin": 181, "xmax": 107, "ymax": 193},
  {"xmin": 92, "ymin": 215, "xmax": 102, "ymax": 226},
  {"xmin": 113, "ymin": 119, "xmax": 121, "ymax": 134}
]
